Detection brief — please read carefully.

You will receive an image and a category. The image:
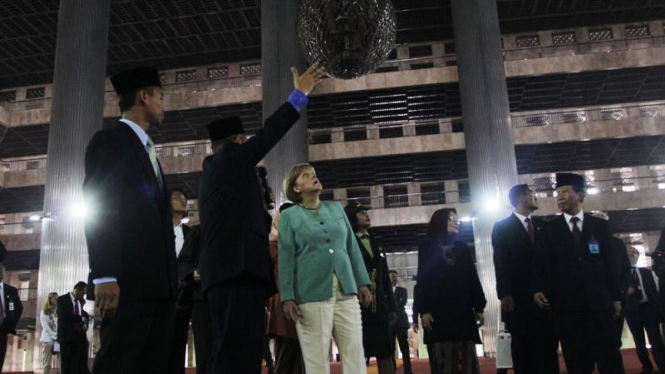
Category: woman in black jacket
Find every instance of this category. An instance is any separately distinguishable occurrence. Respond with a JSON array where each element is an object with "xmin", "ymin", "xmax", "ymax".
[
  {"xmin": 345, "ymin": 201, "xmax": 397, "ymax": 374},
  {"xmin": 416, "ymin": 208, "xmax": 486, "ymax": 374}
]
